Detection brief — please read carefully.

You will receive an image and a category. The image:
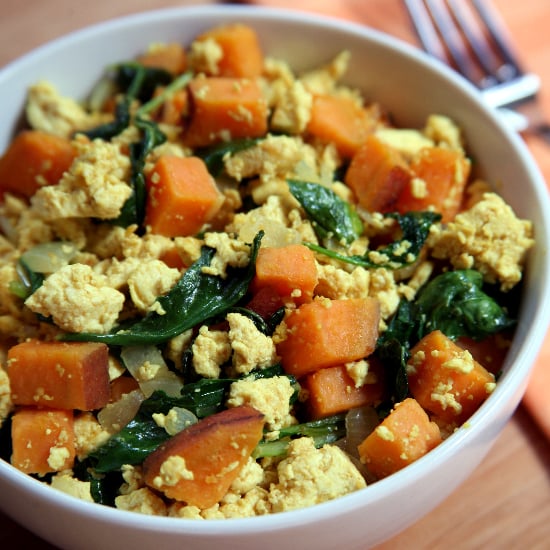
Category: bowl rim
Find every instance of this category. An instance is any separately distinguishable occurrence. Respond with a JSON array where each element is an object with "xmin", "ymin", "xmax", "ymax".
[{"xmin": 1, "ymin": 2, "xmax": 550, "ymax": 539}]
